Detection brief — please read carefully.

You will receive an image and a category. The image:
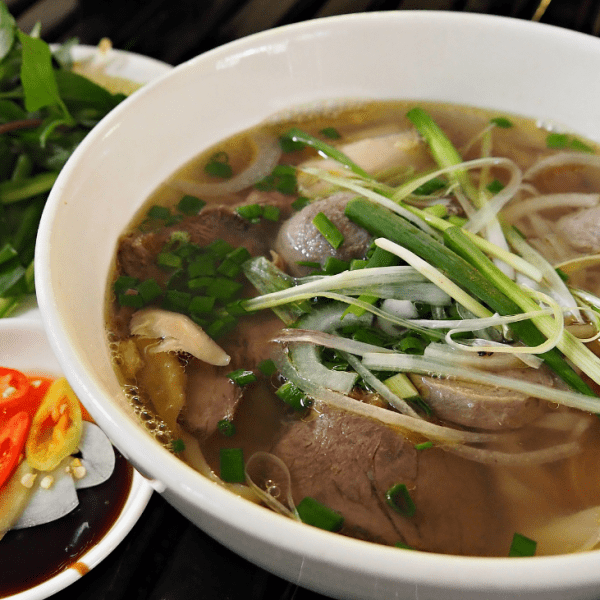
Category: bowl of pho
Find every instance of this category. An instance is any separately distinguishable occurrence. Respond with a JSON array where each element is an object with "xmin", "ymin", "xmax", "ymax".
[{"xmin": 35, "ymin": 11, "xmax": 600, "ymax": 600}]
